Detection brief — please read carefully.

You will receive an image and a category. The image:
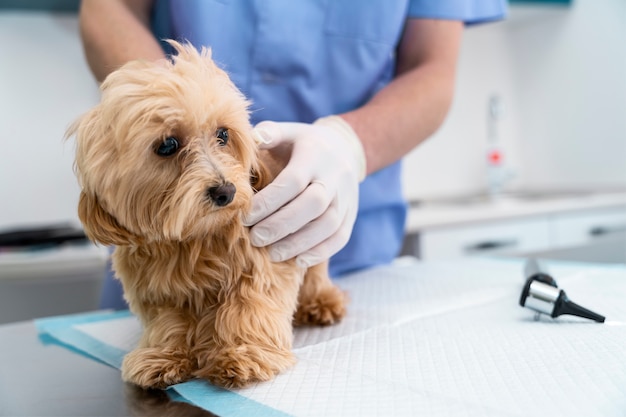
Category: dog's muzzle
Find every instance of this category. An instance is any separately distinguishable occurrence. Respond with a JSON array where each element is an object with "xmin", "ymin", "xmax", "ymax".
[{"xmin": 207, "ymin": 183, "xmax": 236, "ymax": 207}]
